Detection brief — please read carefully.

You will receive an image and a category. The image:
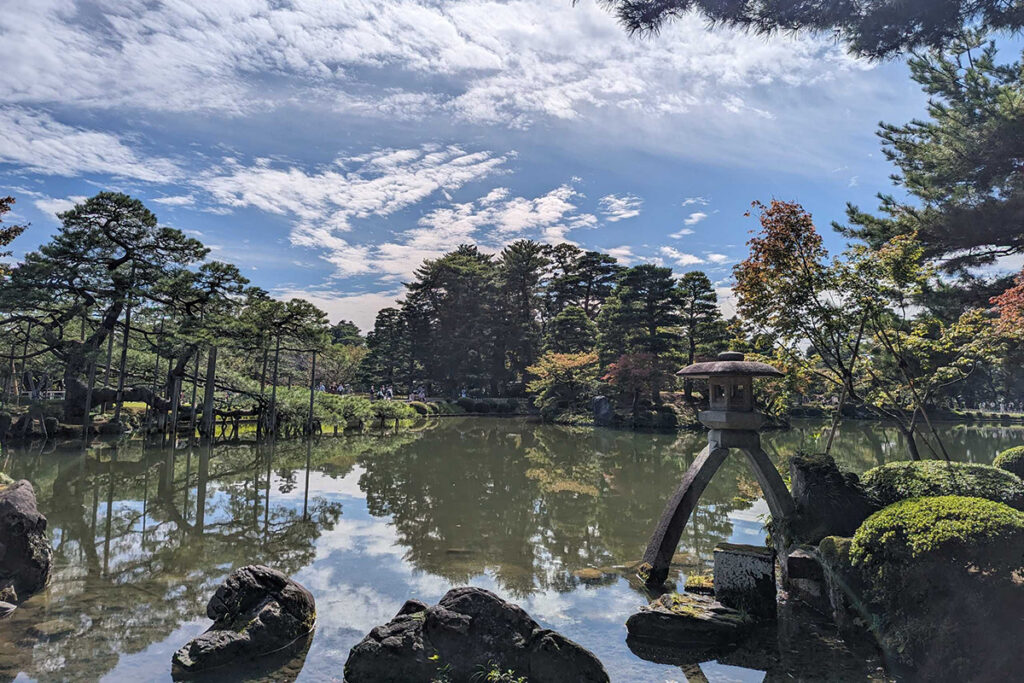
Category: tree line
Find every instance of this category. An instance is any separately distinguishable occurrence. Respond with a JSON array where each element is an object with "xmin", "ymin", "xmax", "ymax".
[{"xmin": 359, "ymin": 242, "xmax": 729, "ymax": 409}]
